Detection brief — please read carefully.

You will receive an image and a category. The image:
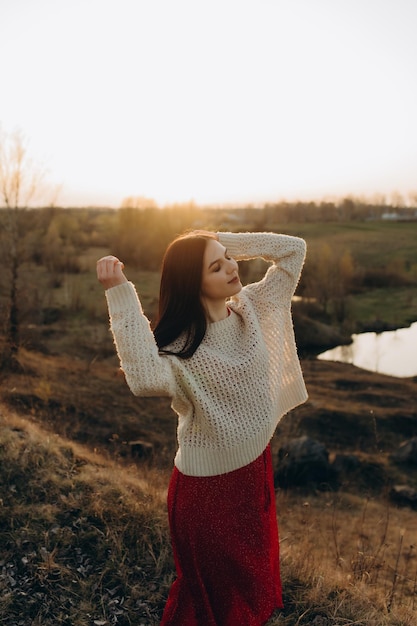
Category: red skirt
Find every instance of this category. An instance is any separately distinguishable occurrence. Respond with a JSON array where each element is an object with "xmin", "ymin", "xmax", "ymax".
[{"xmin": 160, "ymin": 445, "xmax": 283, "ymax": 626}]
